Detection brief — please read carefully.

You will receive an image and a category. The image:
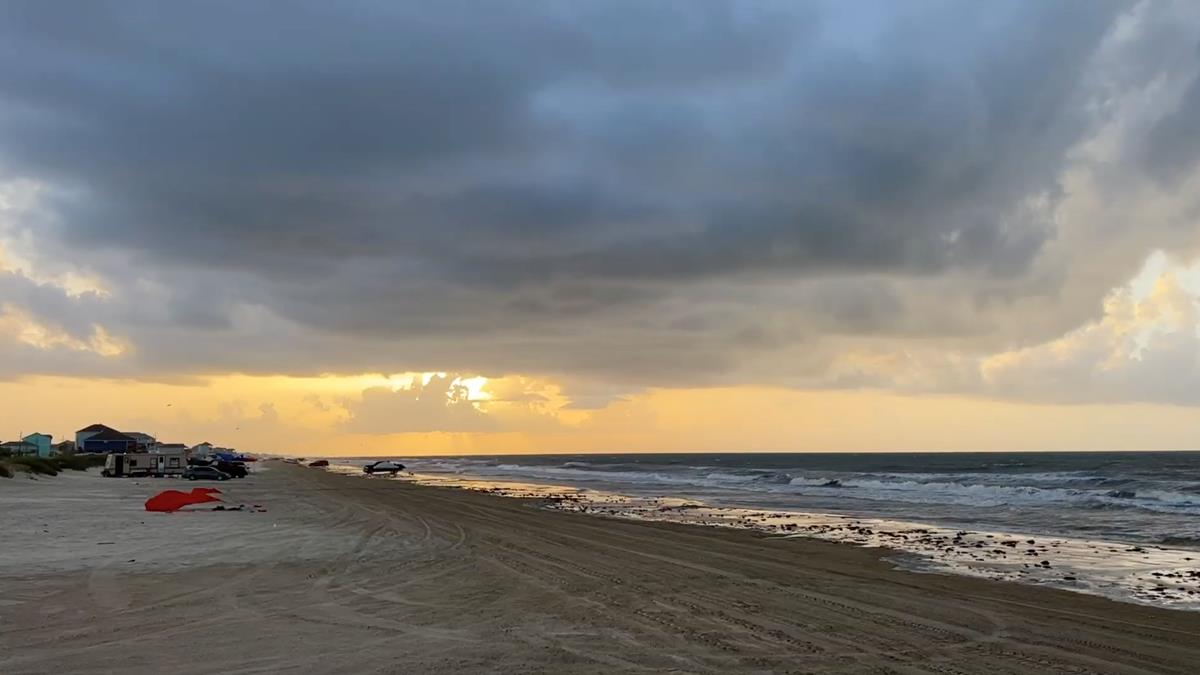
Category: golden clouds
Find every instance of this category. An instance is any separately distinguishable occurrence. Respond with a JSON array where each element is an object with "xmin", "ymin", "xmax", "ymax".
[
  {"xmin": 7, "ymin": 371, "xmax": 1200, "ymax": 457},
  {"xmin": 0, "ymin": 303, "xmax": 127, "ymax": 356},
  {"xmin": 980, "ymin": 254, "xmax": 1200, "ymax": 401},
  {"xmin": 1, "ymin": 254, "xmax": 1199, "ymax": 456}
]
